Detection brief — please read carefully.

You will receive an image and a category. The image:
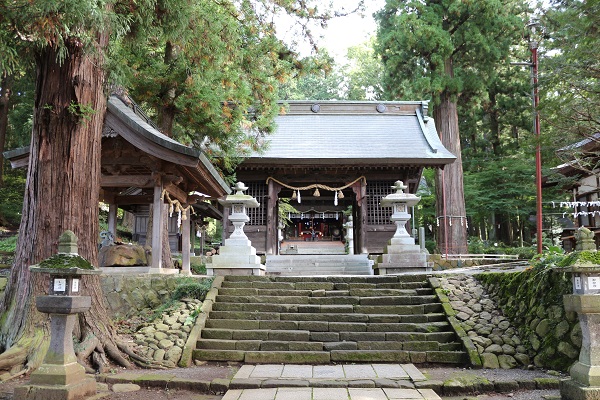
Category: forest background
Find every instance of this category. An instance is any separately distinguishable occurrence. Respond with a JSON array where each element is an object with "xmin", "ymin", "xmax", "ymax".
[{"xmin": 0, "ymin": 0, "xmax": 598, "ymax": 253}]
